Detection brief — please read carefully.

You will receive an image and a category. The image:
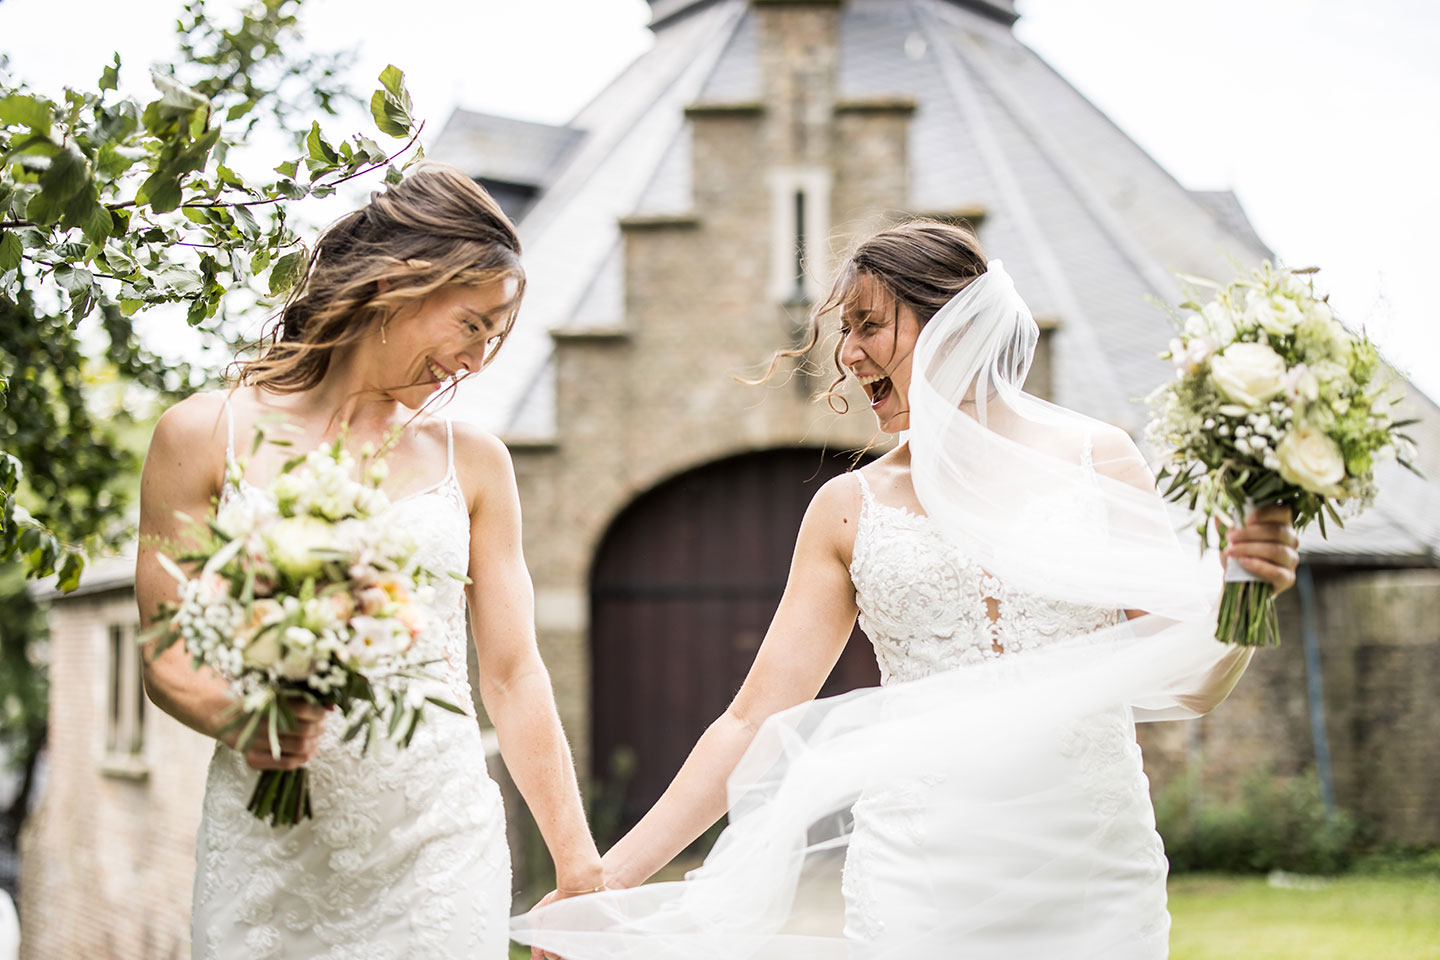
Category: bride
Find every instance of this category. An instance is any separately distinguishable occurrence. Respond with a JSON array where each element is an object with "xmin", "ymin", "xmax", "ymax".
[
  {"xmin": 514, "ymin": 220, "xmax": 1299, "ymax": 958},
  {"xmin": 136, "ymin": 164, "xmax": 602, "ymax": 959}
]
